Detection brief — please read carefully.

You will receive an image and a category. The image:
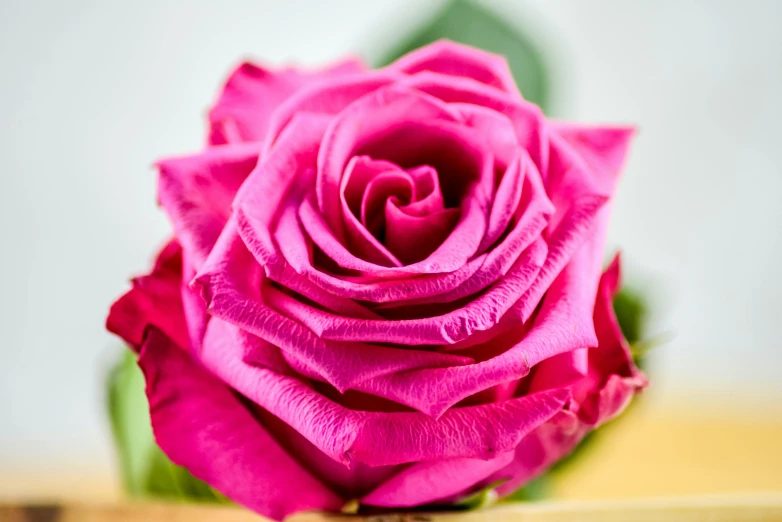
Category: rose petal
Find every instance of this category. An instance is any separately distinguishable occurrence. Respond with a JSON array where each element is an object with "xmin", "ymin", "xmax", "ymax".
[
  {"xmin": 401, "ymin": 71, "xmax": 549, "ymax": 175},
  {"xmin": 208, "ymin": 58, "xmax": 364, "ymax": 145},
  {"xmin": 194, "ymin": 218, "xmax": 473, "ymax": 392},
  {"xmin": 362, "ymin": 451, "xmax": 515, "ymax": 508},
  {"xmin": 316, "ymin": 85, "xmax": 462, "ymax": 245},
  {"xmin": 263, "ymin": 71, "xmax": 399, "ymax": 153},
  {"xmin": 492, "ymin": 257, "xmax": 646, "ymax": 497},
  {"xmin": 139, "ymin": 328, "xmax": 342, "ymax": 520},
  {"xmin": 106, "ymin": 241, "xmax": 189, "ymax": 350},
  {"xmin": 340, "ymin": 156, "xmax": 406, "ymax": 267},
  {"xmin": 197, "ymin": 326, "xmax": 570, "ymax": 466},
  {"xmin": 389, "ymin": 39, "xmax": 520, "ymax": 98},
  {"xmin": 157, "ymin": 142, "xmax": 259, "ymax": 267}
]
